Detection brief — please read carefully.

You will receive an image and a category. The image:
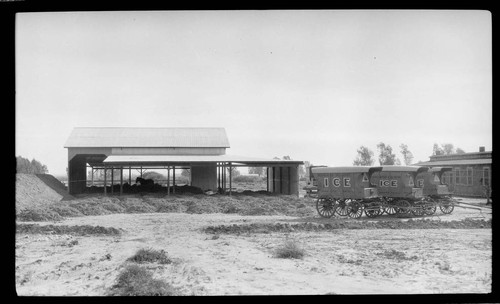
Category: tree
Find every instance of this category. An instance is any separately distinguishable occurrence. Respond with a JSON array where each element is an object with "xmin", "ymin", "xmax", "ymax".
[
  {"xmin": 432, "ymin": 143, "xmax": 444, "ymax": 156},
  {"xmin": 353, "ymin": 146, "xmax": 375, "ymax": 166},
  {"xmin": 248, "ymin": 167, "xmax": 264, "ymax": 176},
  {"xmin": 227, "ymin": 166, "xmax": 240, "ymax": 177},
  {"xmin": 181, "ymin": 169, "xmax": 191, "ymax": 183},
  {"xmin": 377, "ymin": 142, "xmax": 398, "ymax": 165},
  {"xmin": 16, "ymin": 156, "xmax": 48, "ymax": 174},
  {"xmin": 142, "ymin": 171, "xmax": 166, "ymax": 182},
  {"xmin": 399, "ymin": 144, "xmax": 414, "ymax": 165},
  {"xmin": 432, "ymin": 143, "xmax": 466, "ymax": 155}
]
